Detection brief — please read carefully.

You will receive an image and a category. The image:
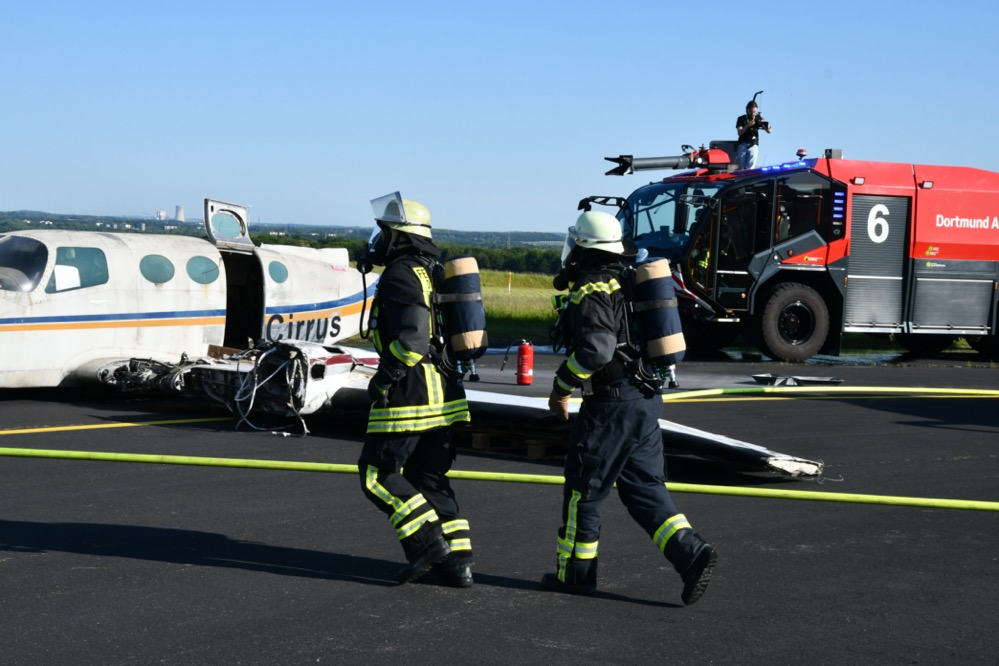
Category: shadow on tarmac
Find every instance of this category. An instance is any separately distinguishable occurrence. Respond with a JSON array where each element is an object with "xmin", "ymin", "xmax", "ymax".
[
  {"xmin": 842, "ymin": 397, "xmax": 999, "ymax": 432},
  {"xmin": 0, "ymin": 519, "xmax": 401, "ymax": 586},
  {"xmin": 0, "ymin": 520, "xmax": 577, "ymax": 596}
]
